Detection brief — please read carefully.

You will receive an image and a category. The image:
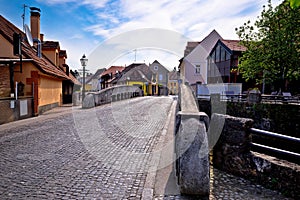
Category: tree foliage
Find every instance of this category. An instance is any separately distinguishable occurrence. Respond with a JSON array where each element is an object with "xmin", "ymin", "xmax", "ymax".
[
  {"xmin": 236, "ymin": 0, "xmax": 300, "ymax": 91},
  {"xmin": 288, "ymin": 0, "xmax": 300, "ymax": 8}
]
